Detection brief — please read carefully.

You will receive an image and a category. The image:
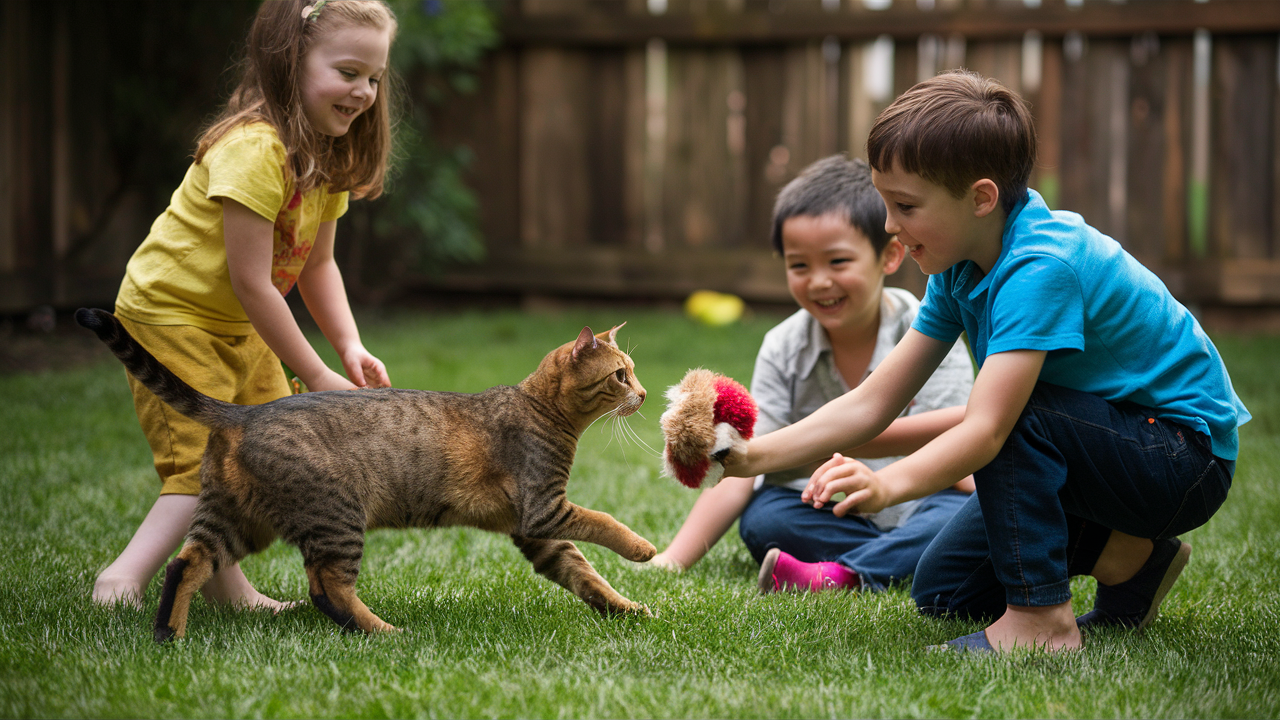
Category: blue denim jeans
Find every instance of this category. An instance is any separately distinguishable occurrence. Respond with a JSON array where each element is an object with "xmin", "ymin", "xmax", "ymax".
[
  {"xmin": 912, "ymin": 382, "xmax": 1234, "ymax": 618},
  {"xmin": 739, "ymin": 485, "xmax": 969, "ymax": 591}
]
